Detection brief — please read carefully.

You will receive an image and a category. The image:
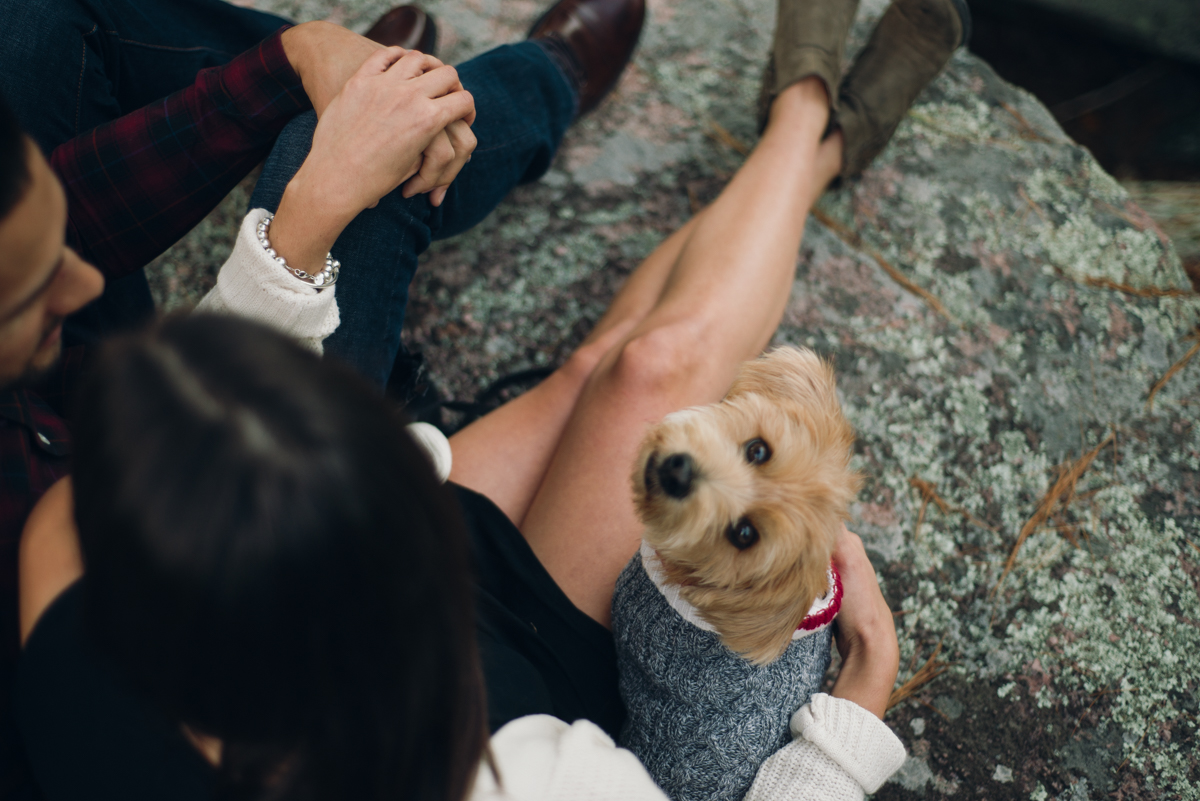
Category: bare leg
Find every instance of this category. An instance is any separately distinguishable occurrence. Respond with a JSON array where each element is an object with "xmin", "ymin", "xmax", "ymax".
[
  {"xmin": 449, "ymin": 218, "xmax": 698, "ymax": 525},
  {"xmin": 518, "ymin": 78, "xmax": 844, "ymax": 624}
]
